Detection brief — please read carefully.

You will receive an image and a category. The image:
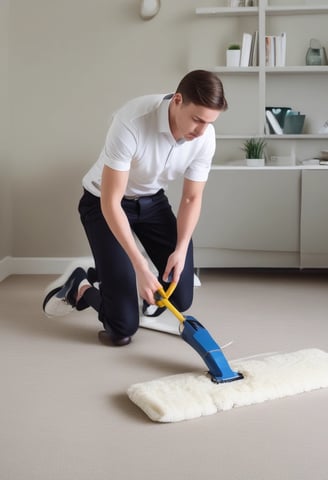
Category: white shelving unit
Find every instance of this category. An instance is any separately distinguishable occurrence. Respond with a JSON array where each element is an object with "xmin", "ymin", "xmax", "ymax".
[
  {"xmin": 193, "ymin": 1, "xmax": 328, "ymax": 164},
  {"xmin": 266, "ymin": 5, "xmax": 328, "ymax": 15},
  {"xmin": 195, "ymin": 7, "xmax": 258, "ymax": 16}
]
